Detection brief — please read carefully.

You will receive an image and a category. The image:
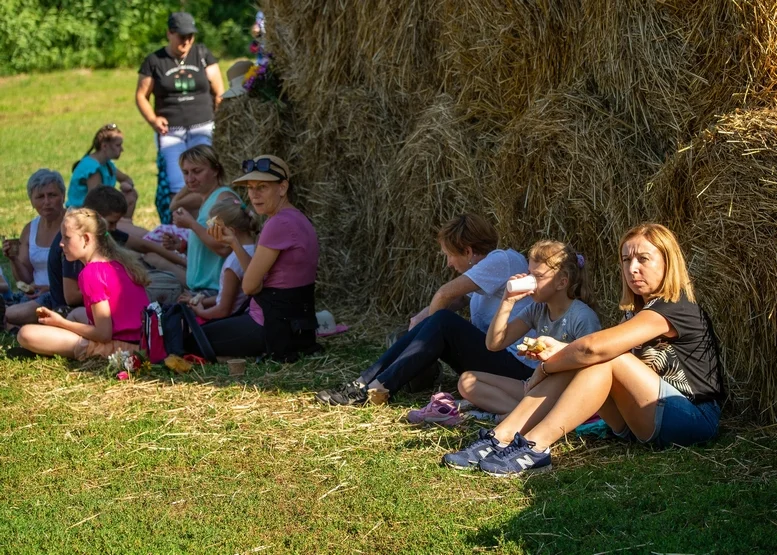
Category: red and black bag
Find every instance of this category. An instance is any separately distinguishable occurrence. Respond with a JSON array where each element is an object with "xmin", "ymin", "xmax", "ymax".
[
  {"xmin": 141, "ymin": 301, "xmax": 217, "ymax": 364},
  {"xmin": 140, "ymin": 302, "xmax": 168, "ymax": 363}
]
